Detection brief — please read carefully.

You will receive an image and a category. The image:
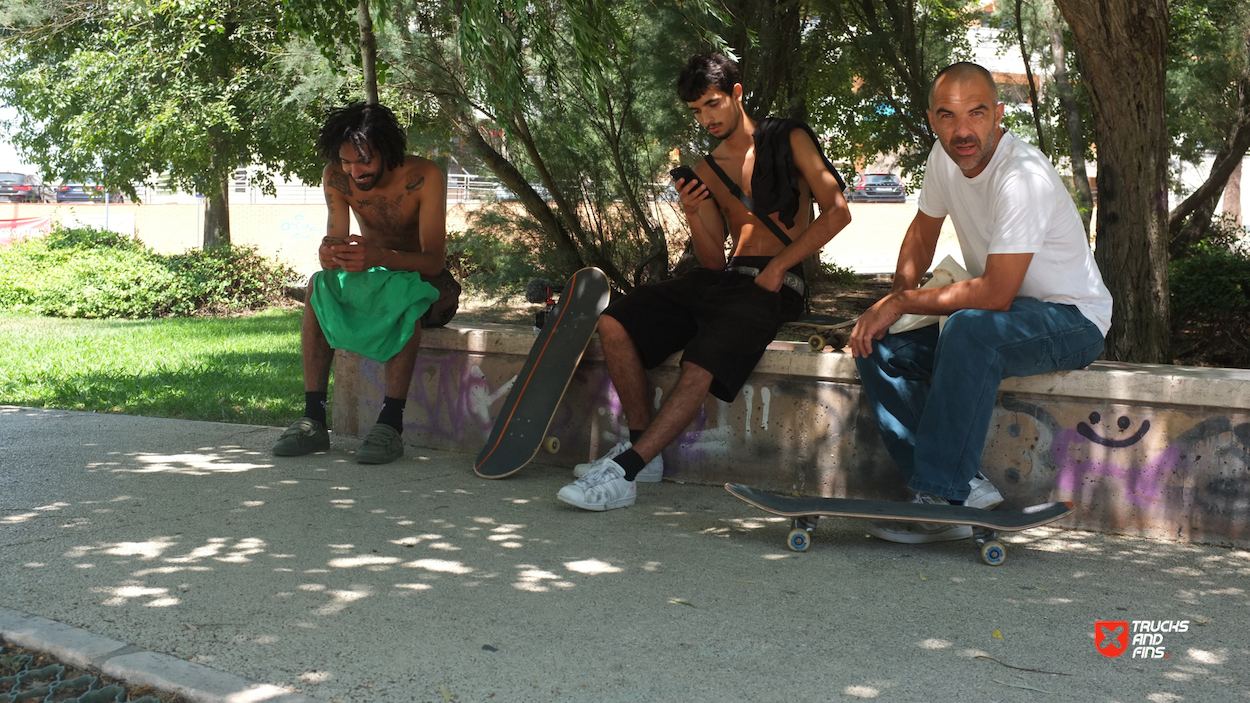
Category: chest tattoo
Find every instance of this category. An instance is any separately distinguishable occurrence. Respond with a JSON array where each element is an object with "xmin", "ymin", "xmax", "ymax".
[
  {"xmin": 354, "ymin": 195, "xmax": 404, "ymax": 232},
  {"xmin": 406, "ymin": 172, "xmax": 425, "ymax": 193}
]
